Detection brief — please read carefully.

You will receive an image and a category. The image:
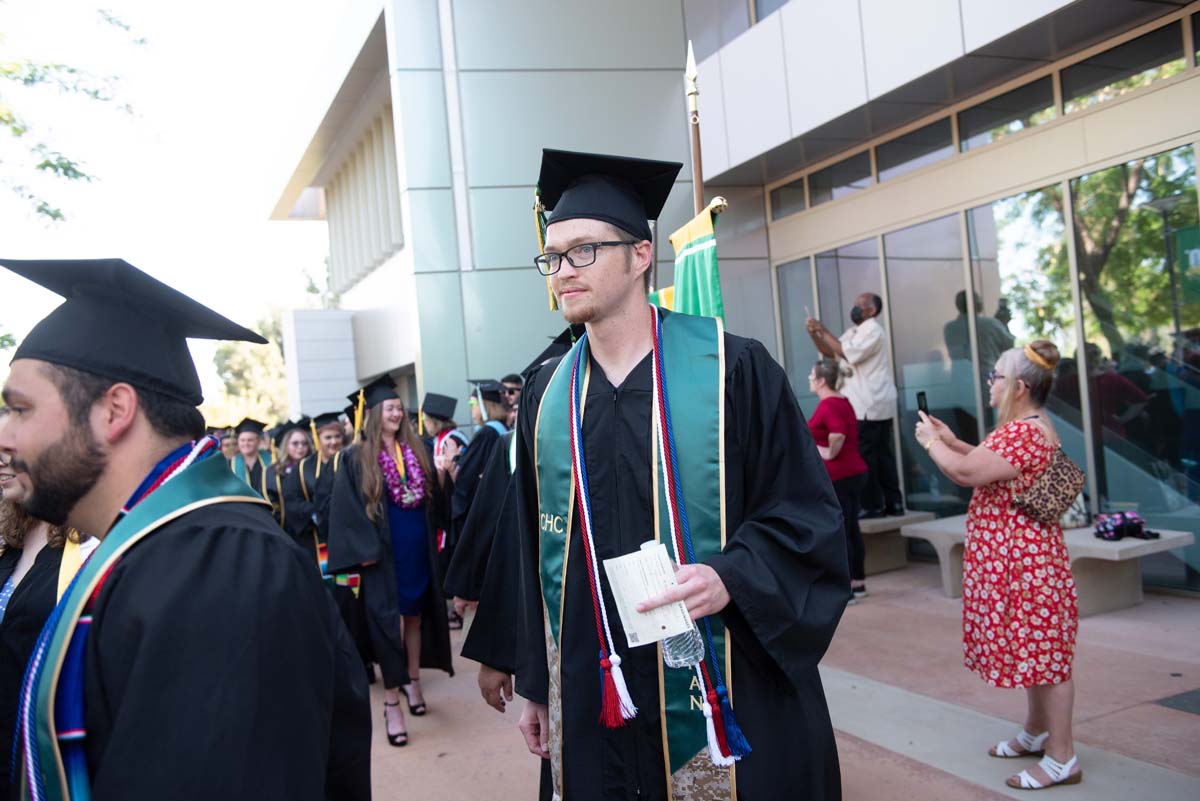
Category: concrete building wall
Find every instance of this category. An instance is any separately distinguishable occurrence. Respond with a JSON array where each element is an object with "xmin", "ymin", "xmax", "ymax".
[{"xmin": 282, "ymin": 309, "xmax": 359, "ymax": 415}]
